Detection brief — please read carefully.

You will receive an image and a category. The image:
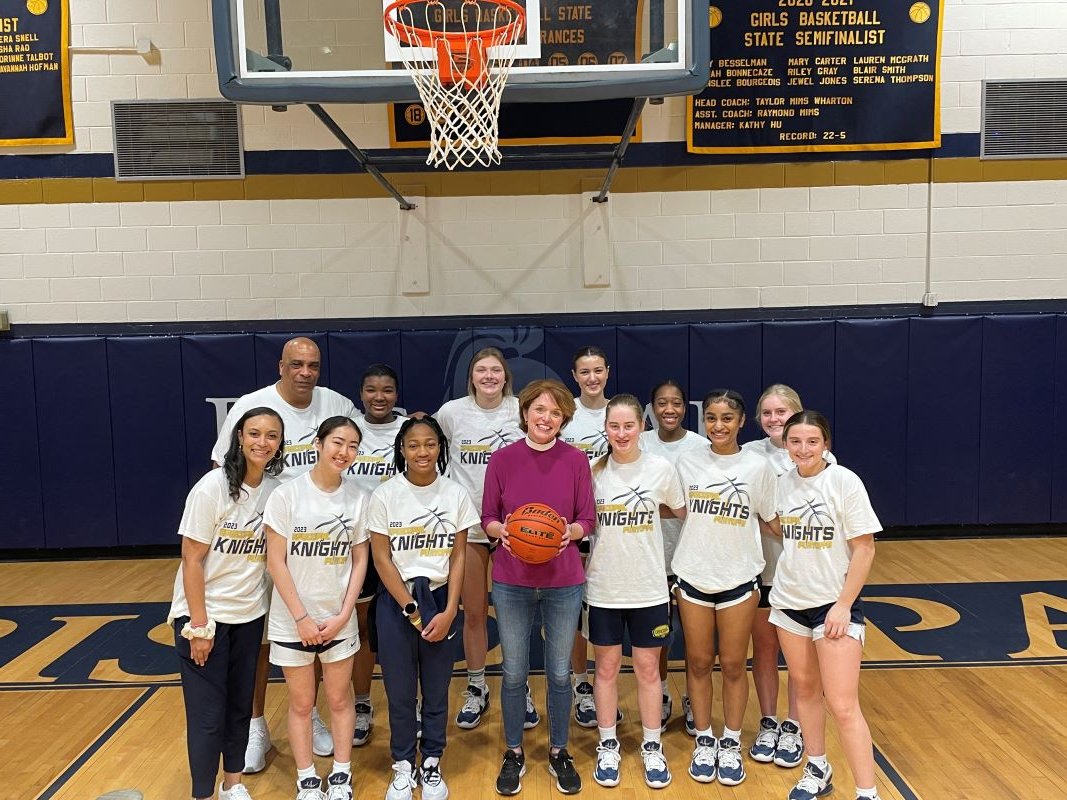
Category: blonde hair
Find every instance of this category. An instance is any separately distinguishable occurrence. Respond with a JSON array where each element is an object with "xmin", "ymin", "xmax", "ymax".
[
  {"xmin": 517, "ymin": 379, "xmax": 576, "ymax": 433},
  {"xmin": 592, "ymin": 393, "xmax": 644, "ymax": 475},
  {"xmin": 467, "ymin": 347, "xmax": 513, "ymax": 398},
  {"xmin": 757, "ymin": 383, "xmax": 802, "ymax": 416}
]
